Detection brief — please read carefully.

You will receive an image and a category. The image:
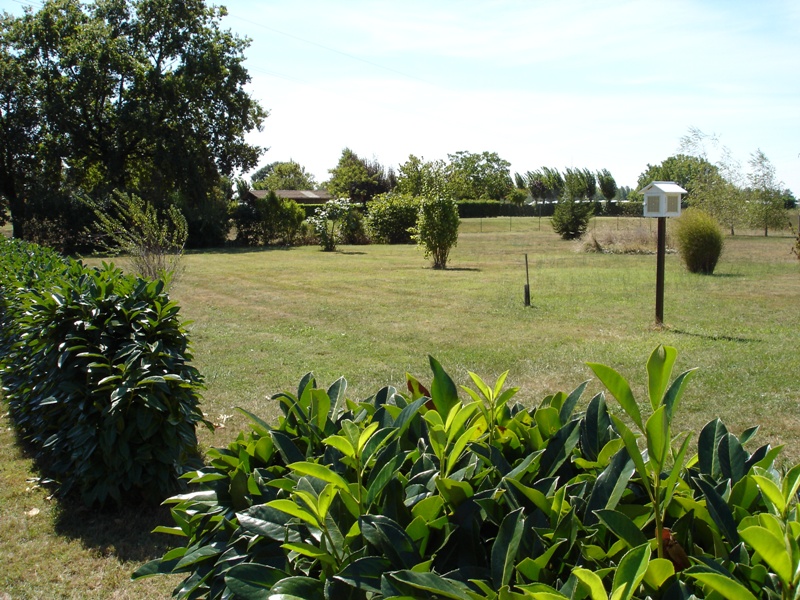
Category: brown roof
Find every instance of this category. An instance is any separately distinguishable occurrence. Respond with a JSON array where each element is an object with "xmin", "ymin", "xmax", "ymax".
[{"xmin": 247, "ymin": 189, "xmax": 332, "ymax": 204}]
